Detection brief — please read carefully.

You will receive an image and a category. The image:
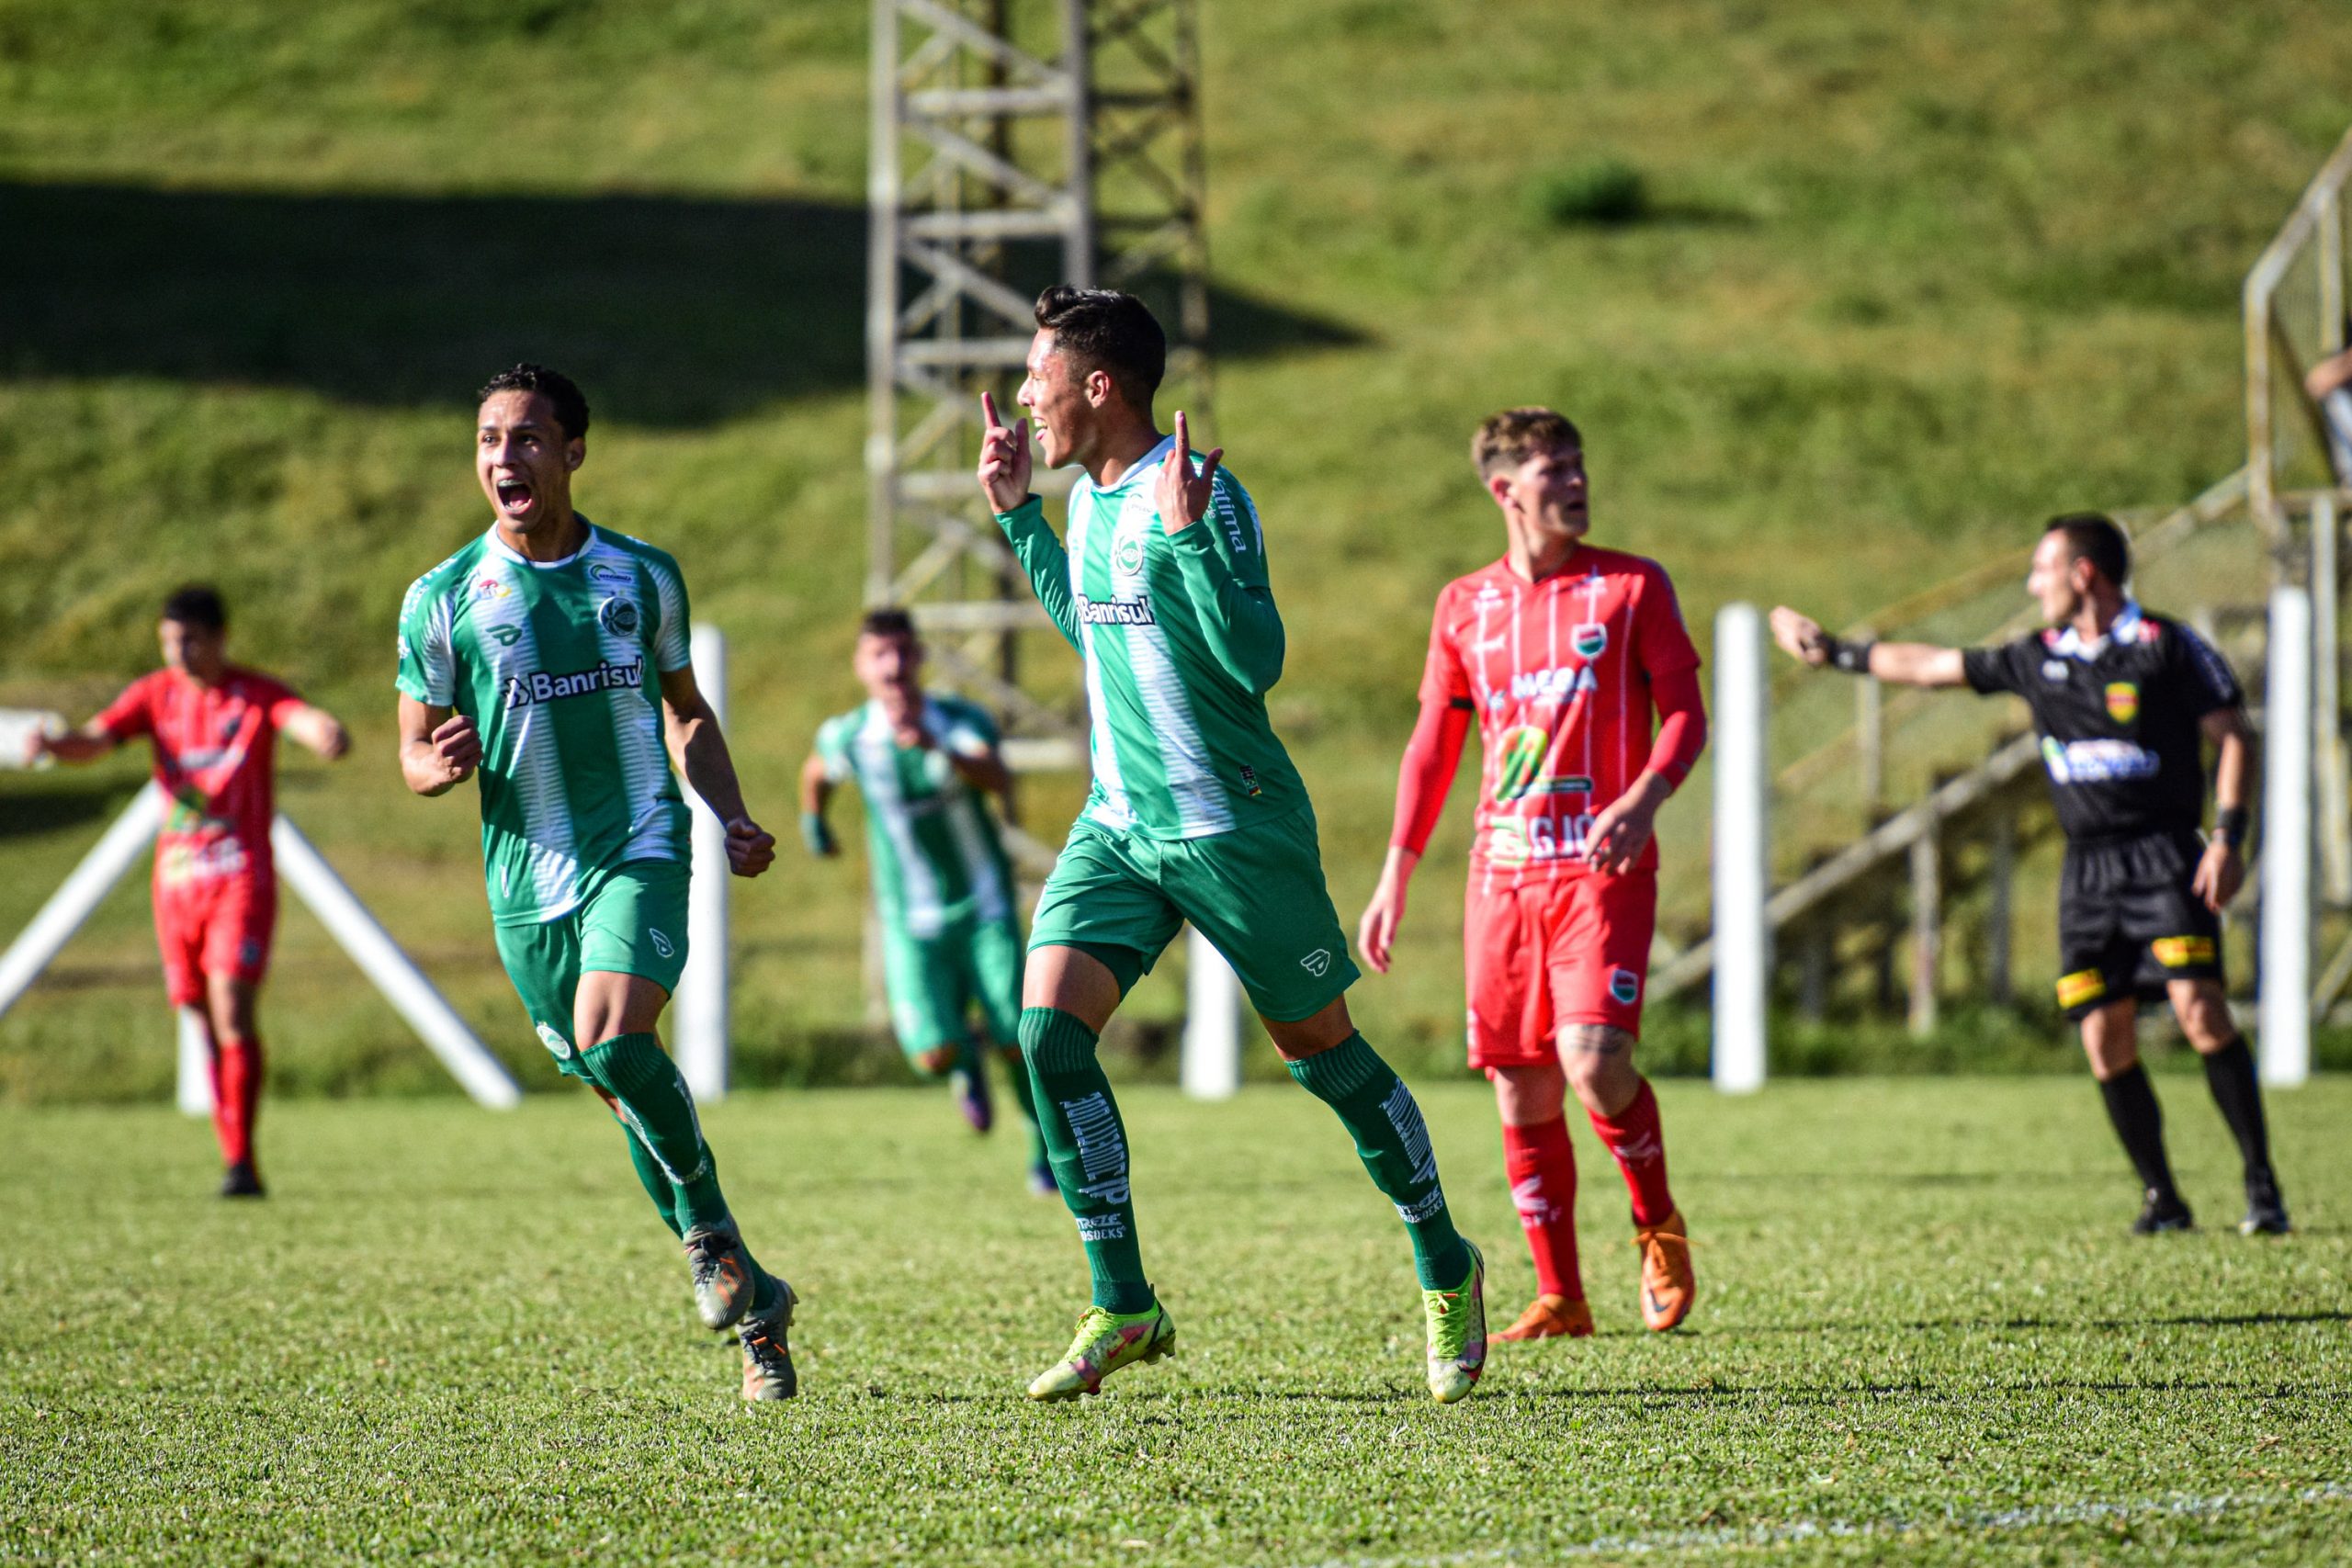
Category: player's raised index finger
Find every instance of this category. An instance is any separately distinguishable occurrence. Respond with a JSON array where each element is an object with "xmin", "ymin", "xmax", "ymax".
[
  {"xmin": 1172, "ymin": 410, "xmax": 1190, "ymax": 457},
  {"xmin": 980, "ymin": 390, "xmax": 1001, "ymax": 430}
]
